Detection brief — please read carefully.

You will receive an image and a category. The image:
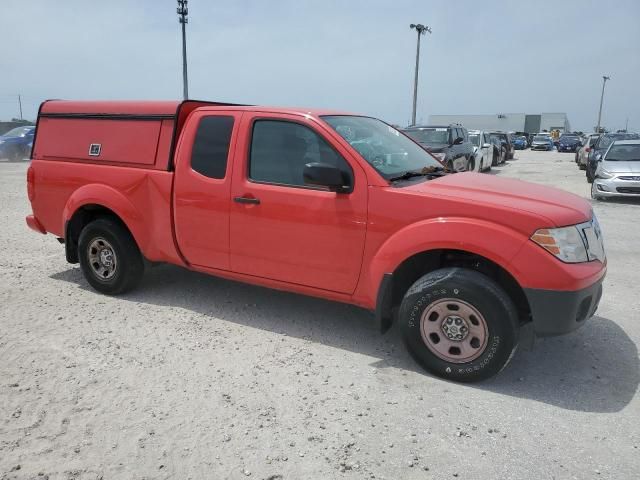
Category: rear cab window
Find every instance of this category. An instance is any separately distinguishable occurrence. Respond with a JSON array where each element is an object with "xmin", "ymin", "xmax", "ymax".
[{"xmin": 191, "ymin": 116, "xmax": 235, "ymax": 179}]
